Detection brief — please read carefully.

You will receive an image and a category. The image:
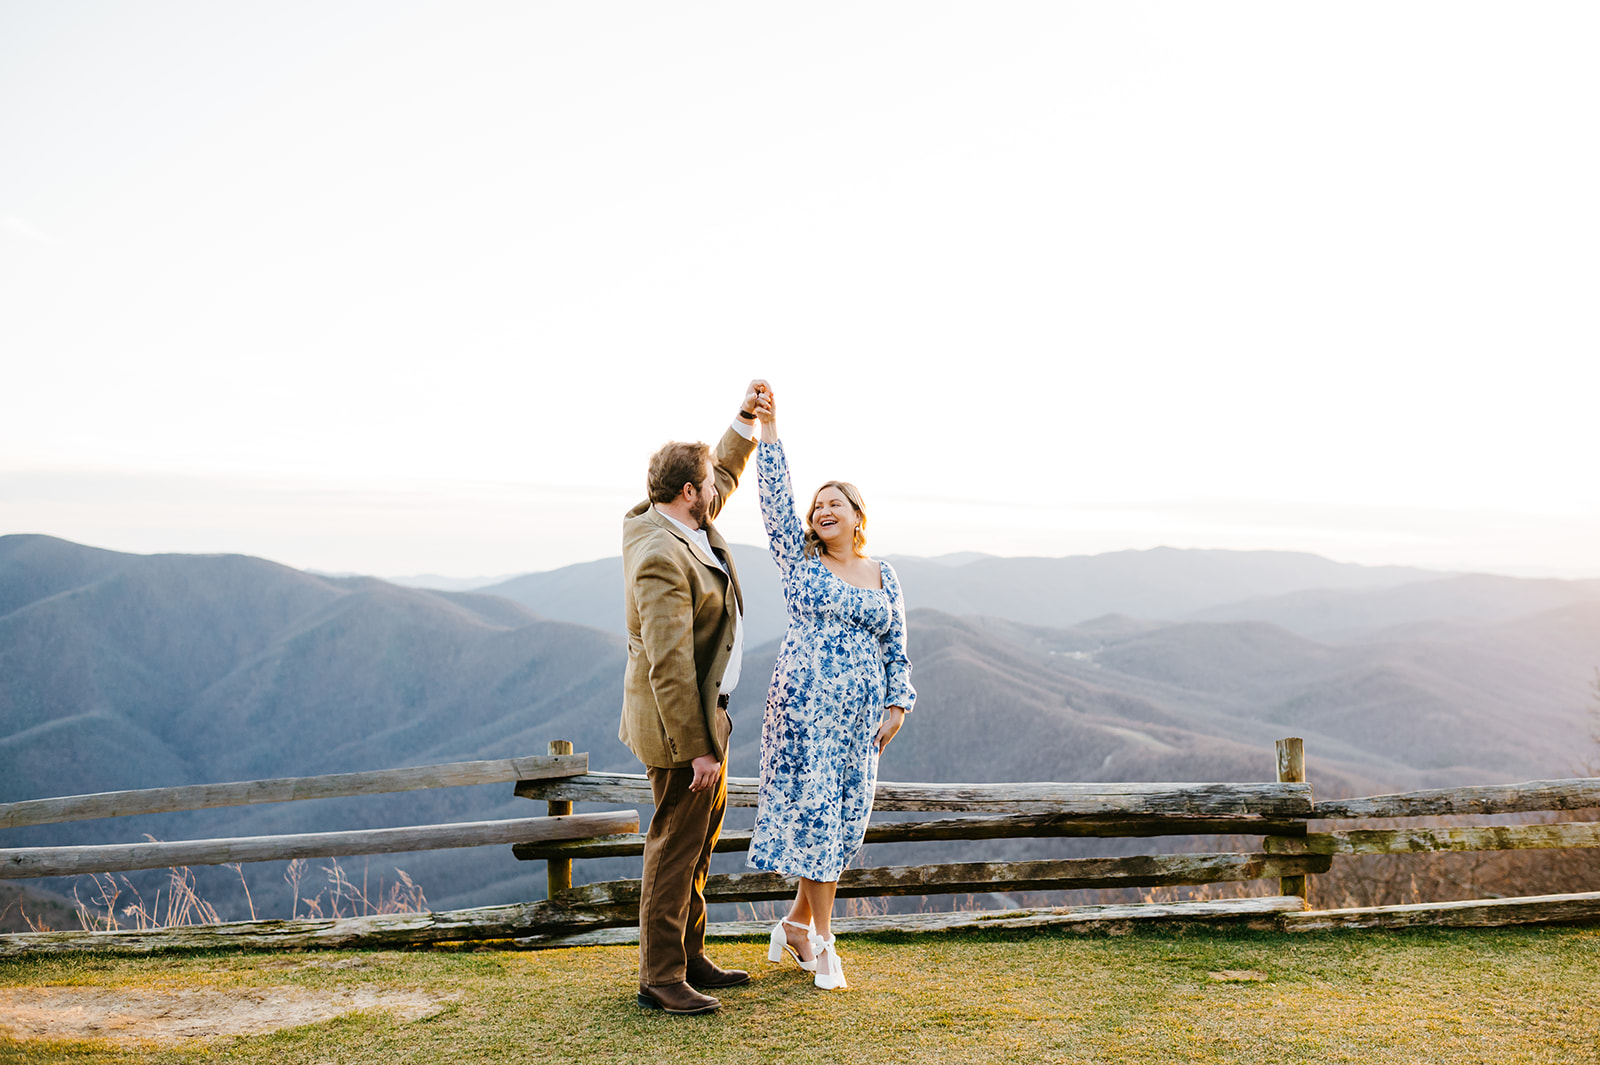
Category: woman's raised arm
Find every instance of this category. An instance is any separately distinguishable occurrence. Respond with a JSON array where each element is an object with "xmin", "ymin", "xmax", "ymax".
[
  {"xmin": 756, "ymin": 389, "xmax": 805, "ymax": 571},
  {"xmin": 758, "ymin": 387, "xmax": 779, "ymax": 445}
]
